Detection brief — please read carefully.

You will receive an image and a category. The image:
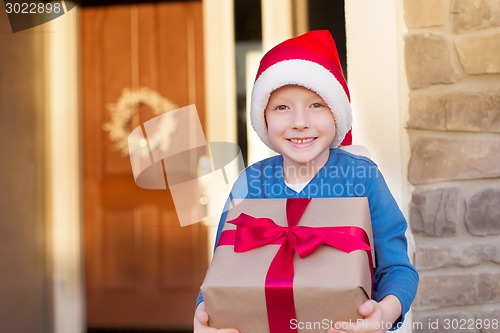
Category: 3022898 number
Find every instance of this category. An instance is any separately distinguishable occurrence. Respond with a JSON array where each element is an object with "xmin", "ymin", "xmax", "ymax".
[
  {"xmin": 5, "ymin": 2, "xmax": 62, "ymax": 14},
  {"xmin": 443, "ymin": 318, "xmax": 499, "ymax": 330}
]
